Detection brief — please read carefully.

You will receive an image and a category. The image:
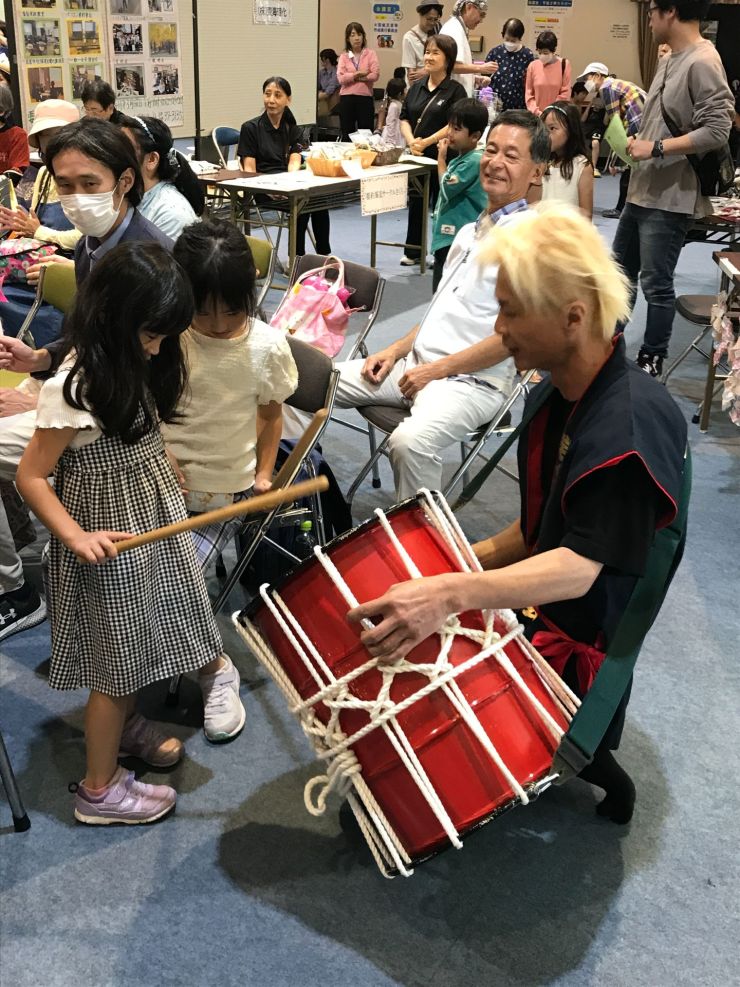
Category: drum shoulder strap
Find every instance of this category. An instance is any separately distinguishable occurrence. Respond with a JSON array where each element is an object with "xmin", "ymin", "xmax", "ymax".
[{"xmin": 554, "ymin": 445, "xmax": 692, "ymax": 776}]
